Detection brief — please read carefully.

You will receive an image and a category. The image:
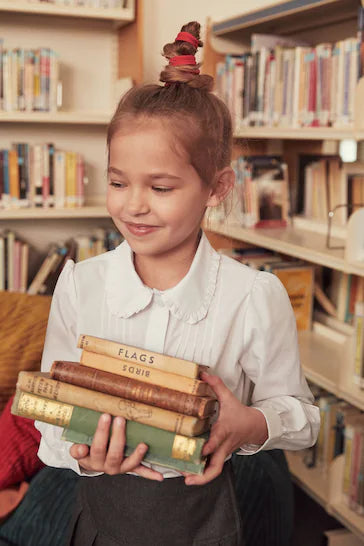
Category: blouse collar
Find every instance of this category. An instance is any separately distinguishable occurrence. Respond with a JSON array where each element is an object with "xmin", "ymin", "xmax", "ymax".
[{"xmin": 105, "ymin": 231, "xmax": 220, "ymax": 325}]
